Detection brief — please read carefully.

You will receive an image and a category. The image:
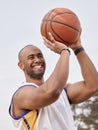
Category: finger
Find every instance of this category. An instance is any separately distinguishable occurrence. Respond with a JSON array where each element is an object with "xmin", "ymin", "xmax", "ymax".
[
  {"xmin": 42, "ymin": 36, "xmax": 48, "ymax": 42},
  {"xmin": 48, "ymin": 32, "xmax": 55, "ymax": 43},
  {"xmin": 43, "ymin": 36, "xmax": 53, "ymax": 45},
  {"xmin": 42, "ymin": 36, "xmax": 52, "ymax": 49}
]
